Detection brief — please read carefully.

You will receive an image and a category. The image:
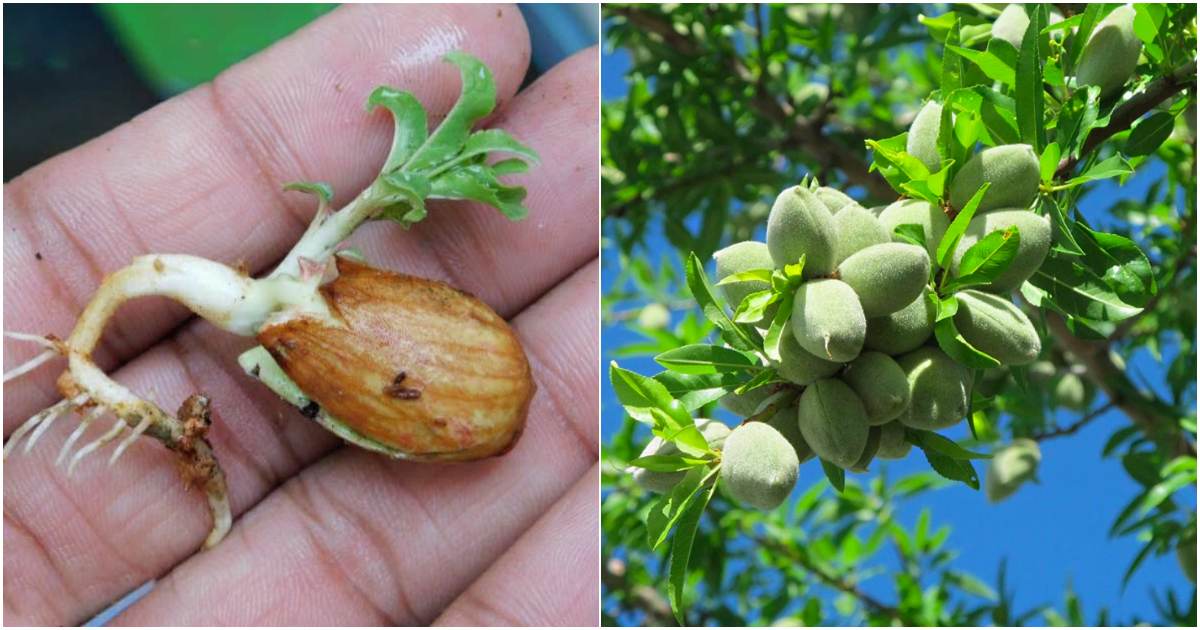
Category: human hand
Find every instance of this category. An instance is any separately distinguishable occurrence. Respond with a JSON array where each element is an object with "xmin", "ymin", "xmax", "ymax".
[{"xmin": 3, "ymin": 4, "xmax": 598, "ymax": 625}]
